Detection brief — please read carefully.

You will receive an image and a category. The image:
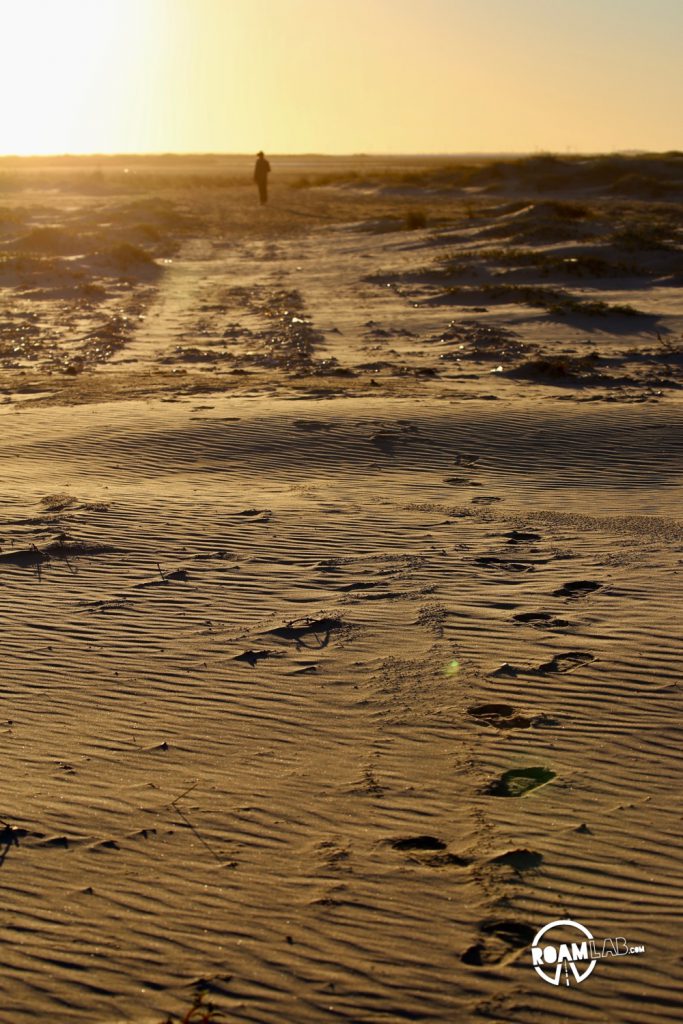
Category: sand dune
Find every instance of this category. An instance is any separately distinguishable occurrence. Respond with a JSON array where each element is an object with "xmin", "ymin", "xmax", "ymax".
[{"xmin": 0, "ymin": 155, "xmax": 681, "ymax": 1022}]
